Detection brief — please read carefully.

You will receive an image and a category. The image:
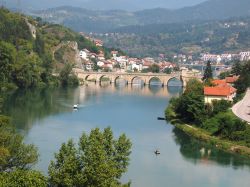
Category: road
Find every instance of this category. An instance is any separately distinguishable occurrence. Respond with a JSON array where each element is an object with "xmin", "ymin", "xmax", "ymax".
[{"xmin": 232, "ymin": 88, "xmax": 250, "ymax": 123}]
